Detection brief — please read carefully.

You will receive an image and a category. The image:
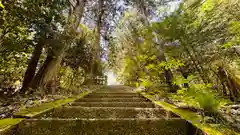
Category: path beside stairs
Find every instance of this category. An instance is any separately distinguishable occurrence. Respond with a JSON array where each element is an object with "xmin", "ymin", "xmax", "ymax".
[{"xmin": 8, "ymin": 85, "xmax": 192, "ymax": 135}]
